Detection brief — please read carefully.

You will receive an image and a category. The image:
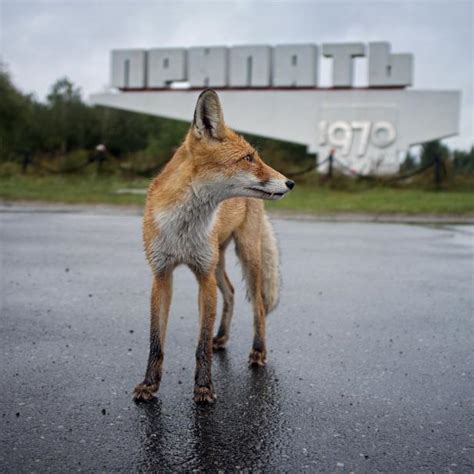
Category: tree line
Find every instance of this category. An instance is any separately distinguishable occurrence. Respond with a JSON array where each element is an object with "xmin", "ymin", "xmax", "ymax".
[
  {"xmin": 1, "ymin": 65, "xmax": 472, "ymax": 177},
  {"xmin": 0, "ymin": 67, "xmax": 314, "ymax": 176}
]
